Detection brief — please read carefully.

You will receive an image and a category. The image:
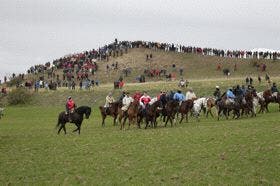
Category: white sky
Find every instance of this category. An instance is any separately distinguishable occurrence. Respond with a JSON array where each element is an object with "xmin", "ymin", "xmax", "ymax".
[{"xmin": 0, "ymin": 0, "xmax": 280, "ymax": 81}]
